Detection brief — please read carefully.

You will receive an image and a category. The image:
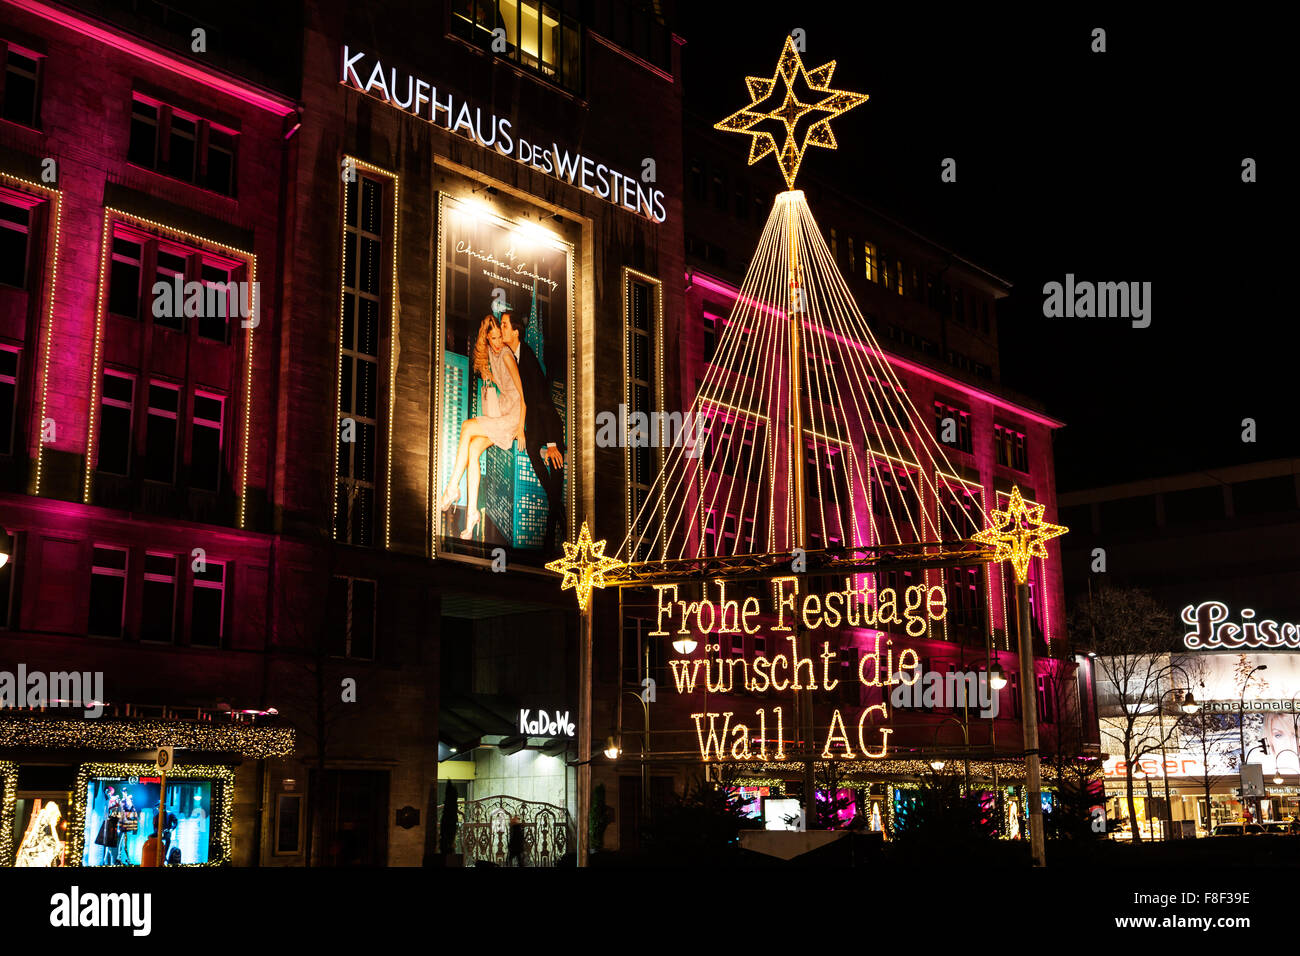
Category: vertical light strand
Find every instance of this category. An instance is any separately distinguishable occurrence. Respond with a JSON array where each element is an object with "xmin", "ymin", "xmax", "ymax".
[
  {"xmin": 386, "ymin": 172, "xmax": 400, "ymax": 549},
  {"xmin": 431, "ymin": 191, "xmax": 444, "ymax": 557},
  {"xmin": 0, "ymin": 174, "xmax": 68, "ymax": 498},
  {"xmin": 333, "ymin": 164, "xmax": 350, "ymax": 541},
  {"xmin": 237, "ymin": 256, "xmax": 257, "ymax": 528}
]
